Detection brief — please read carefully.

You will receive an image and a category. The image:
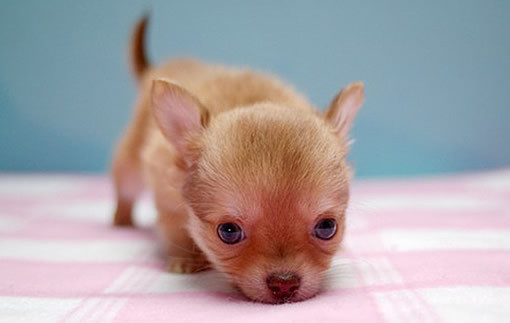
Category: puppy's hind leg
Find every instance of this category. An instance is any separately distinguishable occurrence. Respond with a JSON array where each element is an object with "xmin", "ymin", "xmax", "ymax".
[
  {"xmin": 112, "ymin": 138, "xmax": 144, "ymax": 227},
  {"xmin": 111, "ymin": 108, "xmax": 148, "ymax": 227}
]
